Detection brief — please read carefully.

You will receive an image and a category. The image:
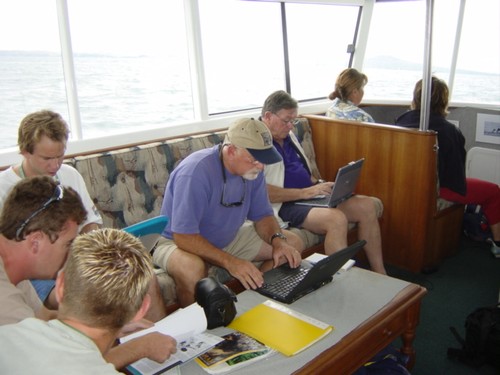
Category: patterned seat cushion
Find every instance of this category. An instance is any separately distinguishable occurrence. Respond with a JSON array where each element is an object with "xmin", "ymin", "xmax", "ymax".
[{"xmin": 68, "ymin": 132, "xmax": 226, "ymax": 229}]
